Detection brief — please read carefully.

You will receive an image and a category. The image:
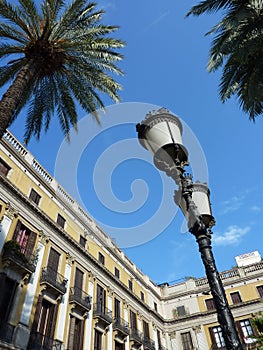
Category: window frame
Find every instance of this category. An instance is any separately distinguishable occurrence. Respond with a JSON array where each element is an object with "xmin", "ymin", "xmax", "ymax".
[
  {"xmin": 29, "ymin": 188, "xmax": 41, "ymax": 206},
  {"xmin": 230, "ymin": 291, "xmax": 242, "ymax": 304},
  {"xmin": 56, "ymin": 213, "xmax": 66, "ymax": 229},
  {"xmin": 181, "ymin": 331, "xmax": 194, "ymax": 350},
  {"xmin": 0, "ymin": 157, "xmax": 11, "ymax": 177},
  {"xmin": 98, "ymin": 252, "xmax": 105, "ymax": 265}
]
